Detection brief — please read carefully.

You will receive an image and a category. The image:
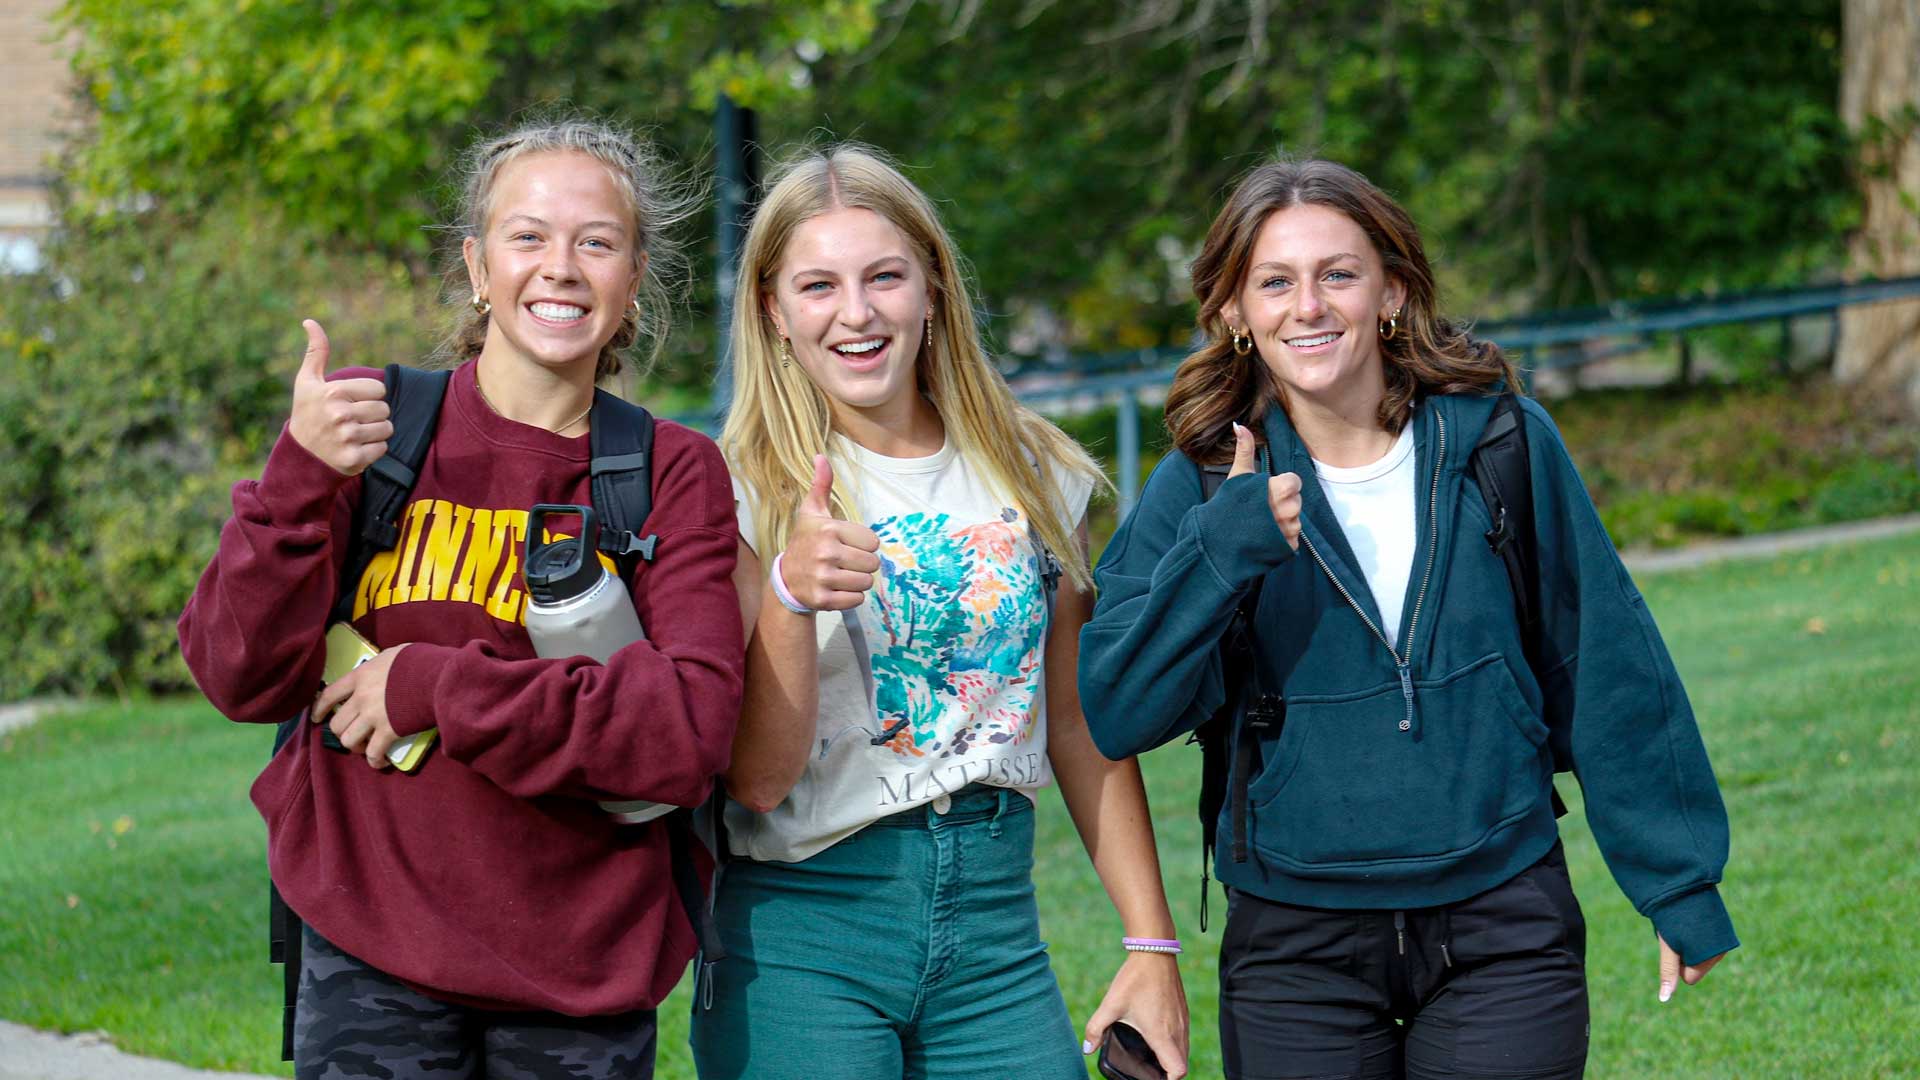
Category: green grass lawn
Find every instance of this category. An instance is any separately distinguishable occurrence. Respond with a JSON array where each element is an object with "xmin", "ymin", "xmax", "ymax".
[{"xmin": 3, "ymin": 533, "xmax": 1917, "ymax": 1077}]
